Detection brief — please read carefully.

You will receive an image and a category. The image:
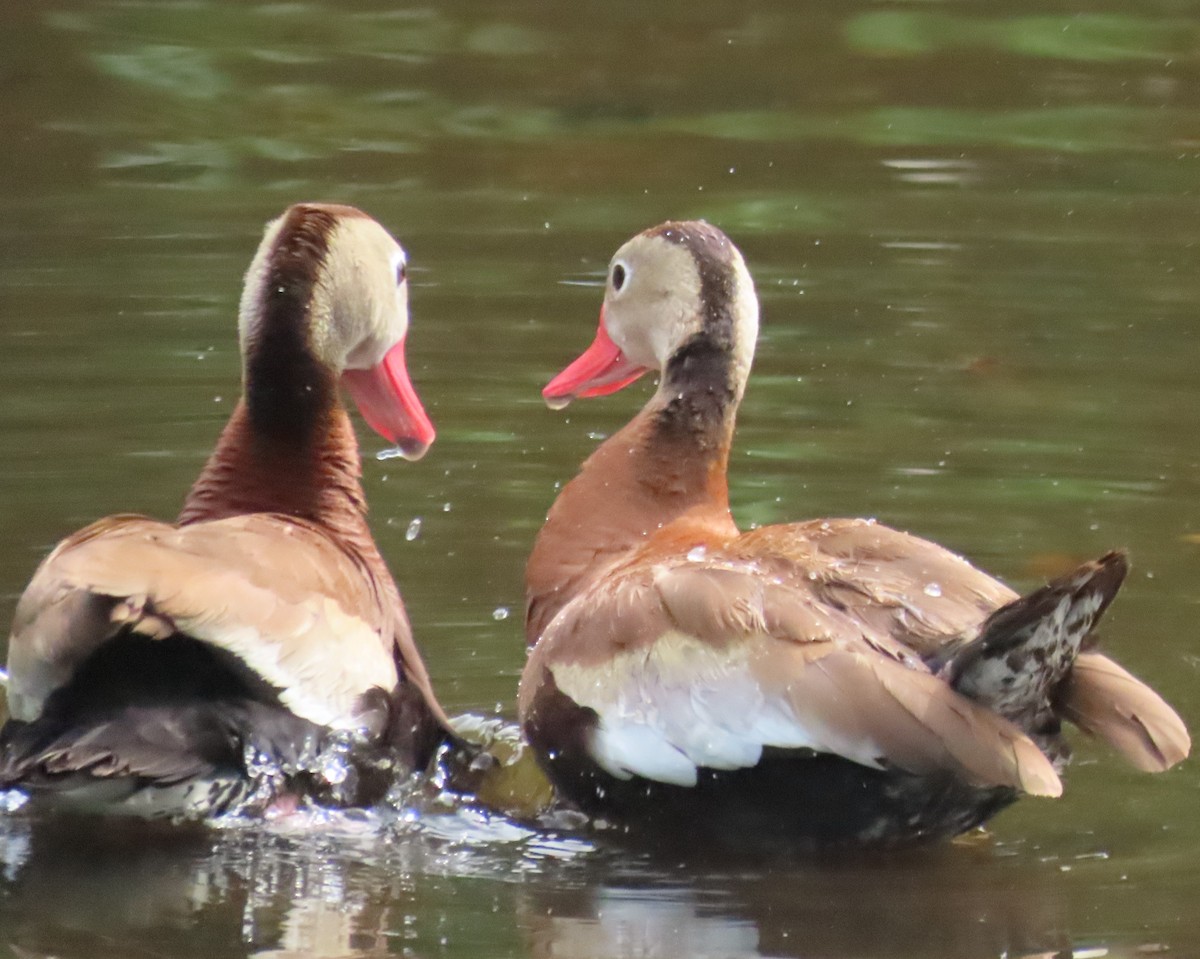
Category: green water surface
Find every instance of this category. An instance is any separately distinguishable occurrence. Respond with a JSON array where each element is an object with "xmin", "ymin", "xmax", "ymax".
[{"xmin": 1, "ymin": 1, "xmax": 1198, "ymax": 956}]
